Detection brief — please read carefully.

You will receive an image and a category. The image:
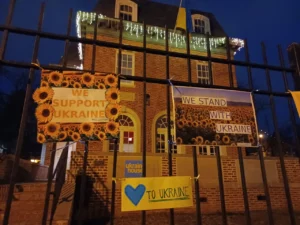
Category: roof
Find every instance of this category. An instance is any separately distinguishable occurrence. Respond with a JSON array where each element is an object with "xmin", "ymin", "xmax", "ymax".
[
  {"xmin": 93, "ymin": 0, "xmax": 227, "ymax": 36},
  {"xmin": 65, "ymin": 0, "xmax": 228, "ymax": 68}
]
